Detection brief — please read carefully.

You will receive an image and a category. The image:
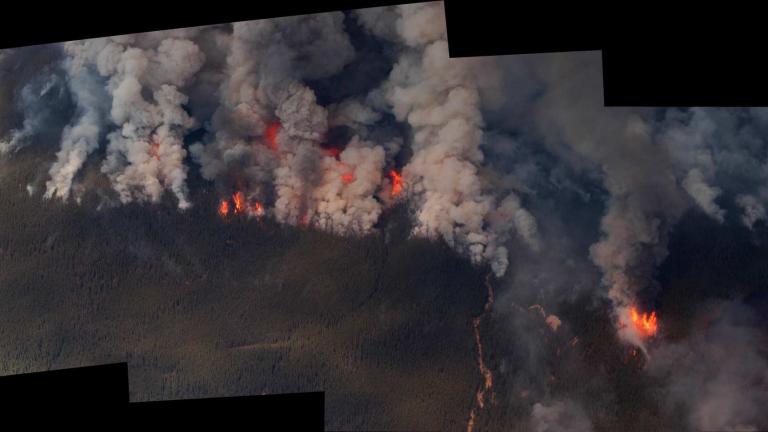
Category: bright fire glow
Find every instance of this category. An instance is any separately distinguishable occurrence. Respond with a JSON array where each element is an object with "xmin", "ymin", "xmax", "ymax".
[
  {"xmin": 252, "ymin": 201, "xmax": 265, "ymax": 217},
  {"xmin": 629, "ymin": 306, "xmax": 658, "ymax": 338},
  {"xmin": 218, "ymin": 191, "xmax": 266, "ymax": 219},
  {"xmin": 466, "ymin": 273, "xmax": 496, "ymax": 432},
  {"xmin": 341, "ymin": 173, "xmax": 354, "ymax": 184},
  {"xmin": 232, "ymin": 191, "xmax": 246, "ymax": 214},
  {"xmin": 265, "ymin": 121, "xmax": 280, "ymax": 151},
  {"xmin": 218, "ymin": 200, "xmax": 230, "ymax": 217},
  {"xmin": 389, "ymin": 170, "xmax": 403, "ymax": 197}
]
